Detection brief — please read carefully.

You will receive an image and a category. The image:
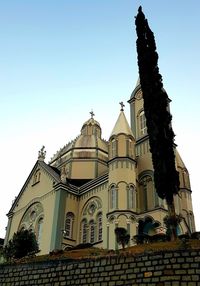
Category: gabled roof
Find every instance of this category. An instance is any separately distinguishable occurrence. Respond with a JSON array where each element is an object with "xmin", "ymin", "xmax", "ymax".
[
  {"xmin": 110, "ymin": 111, "xmax": 134, "ymax": 139},
  {"xmin": 8, "ymin": 160, "xmax": 61, "ymax": 215}
]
